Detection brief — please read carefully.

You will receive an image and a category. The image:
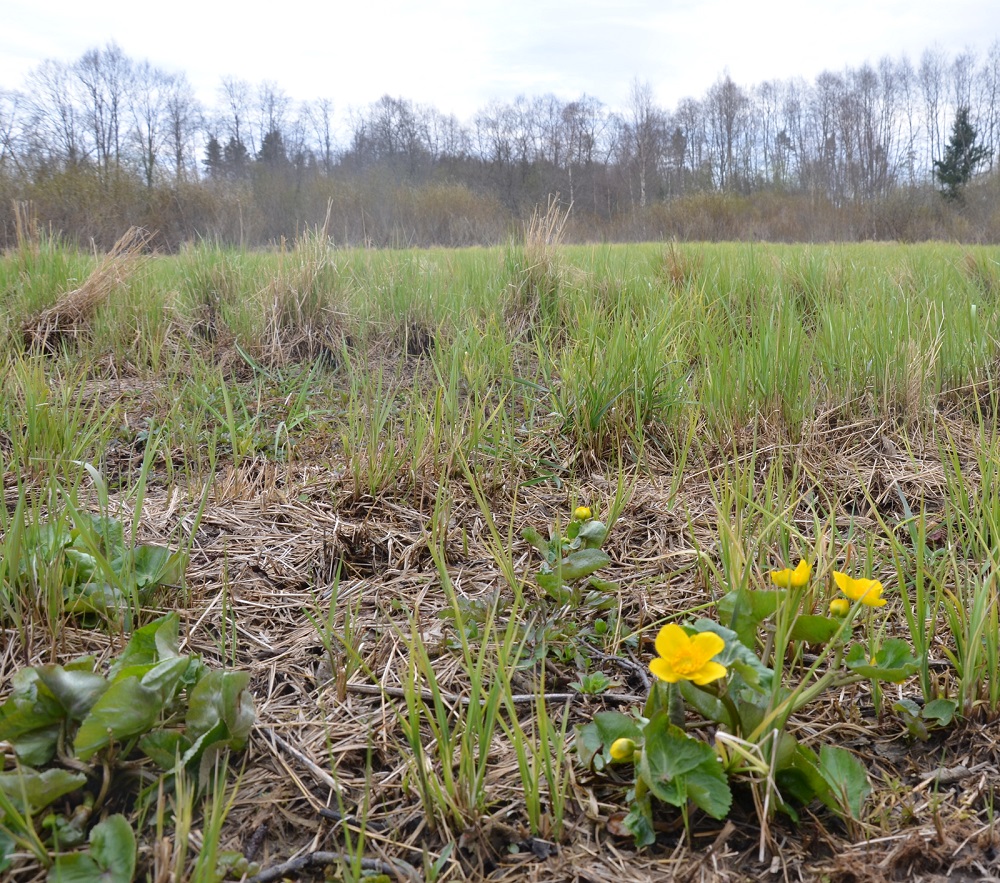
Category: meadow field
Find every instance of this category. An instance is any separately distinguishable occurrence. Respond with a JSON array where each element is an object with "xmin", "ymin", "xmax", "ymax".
[{"xmin": 1, "ymin": 221, "xmax": 999, "ymax": 882}]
